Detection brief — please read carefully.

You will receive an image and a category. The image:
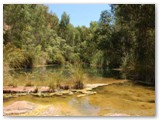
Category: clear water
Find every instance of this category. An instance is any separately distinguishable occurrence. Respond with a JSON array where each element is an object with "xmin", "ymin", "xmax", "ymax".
[
  {"xmin": 3, "ymin": 66, "xmax": 155, "ymax": 116},
  {"xmin": 9, "ymin": 65, "xmax": 122, "ymax": 78}
]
